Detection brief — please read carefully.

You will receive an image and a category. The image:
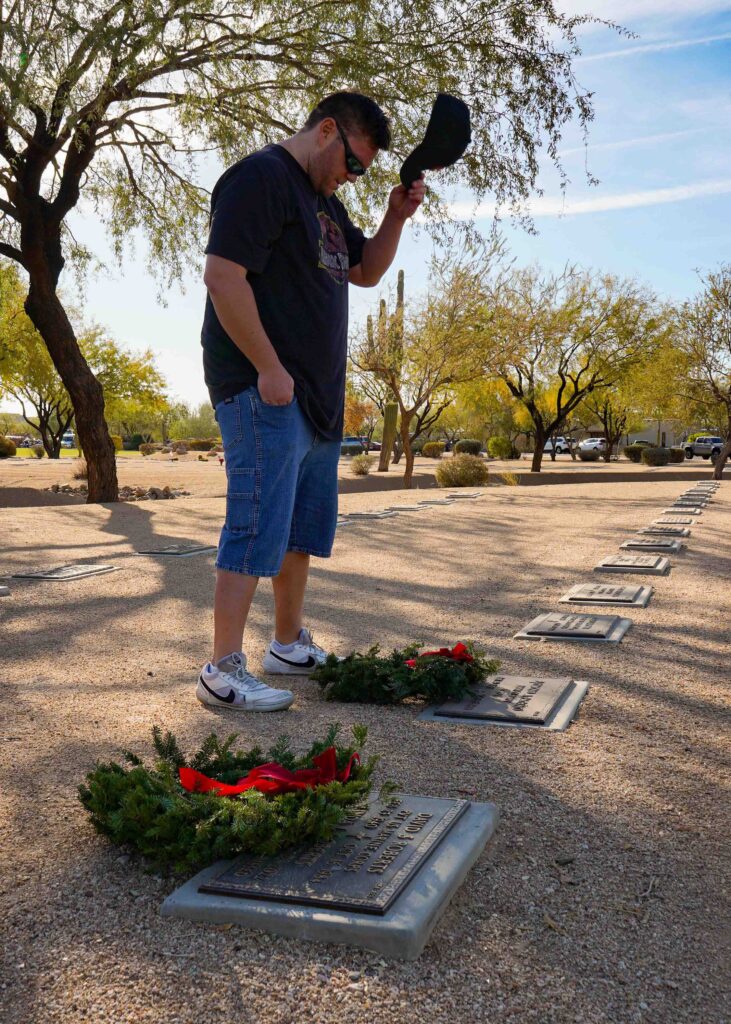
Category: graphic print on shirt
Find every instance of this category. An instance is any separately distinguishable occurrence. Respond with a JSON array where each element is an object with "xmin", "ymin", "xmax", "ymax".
[{"xmin": 317, "ymin": 212, "xmax": 349, "ymax": 284}]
